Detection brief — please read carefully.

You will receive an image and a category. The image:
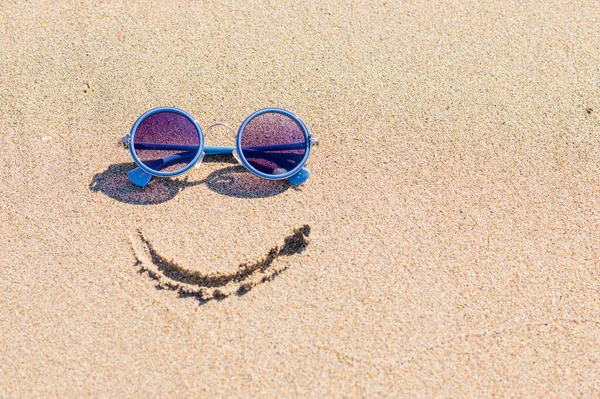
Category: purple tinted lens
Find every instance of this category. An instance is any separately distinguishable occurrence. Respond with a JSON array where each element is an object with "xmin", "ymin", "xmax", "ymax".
[
  {"xmin": 133, "ymin": 111, "xmax": 200, "ymax": 173},
  {"xmin": 240, "ymin": 112, "xmax": 307, "ymax": 176}
]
